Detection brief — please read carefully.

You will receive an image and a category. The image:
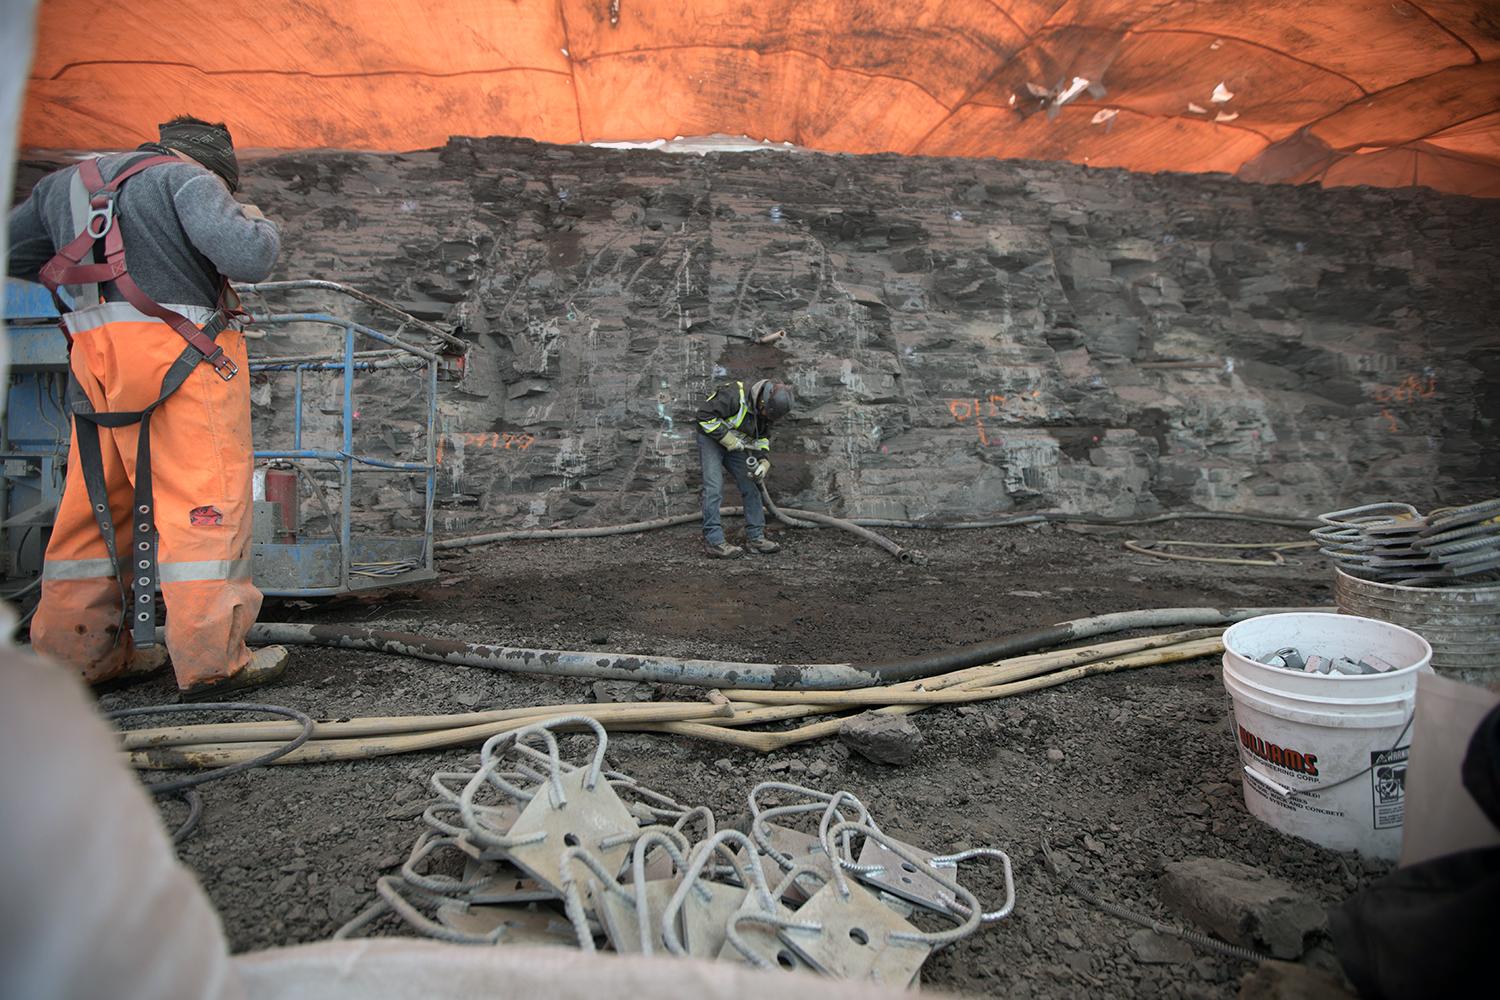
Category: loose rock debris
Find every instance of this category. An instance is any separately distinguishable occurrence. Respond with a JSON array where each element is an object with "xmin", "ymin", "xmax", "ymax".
[
  {"xmin": 1258, "ymin": 647, "xmax": 1395, "ymax": 676},
  {"xmin": 838, "ymin": 712, "xmax": 925, "ymax": 765},
  {"xmin": 101, "ymin": 521, "xmax": 1378, "ymax": 996},
  {"xmin": 1158, "ymin": 858, "xmax": 1326, "ymax": 960},
  {"xmin": 338, "ymin": 715, "xmax": 1013, "ymax": 985}
]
